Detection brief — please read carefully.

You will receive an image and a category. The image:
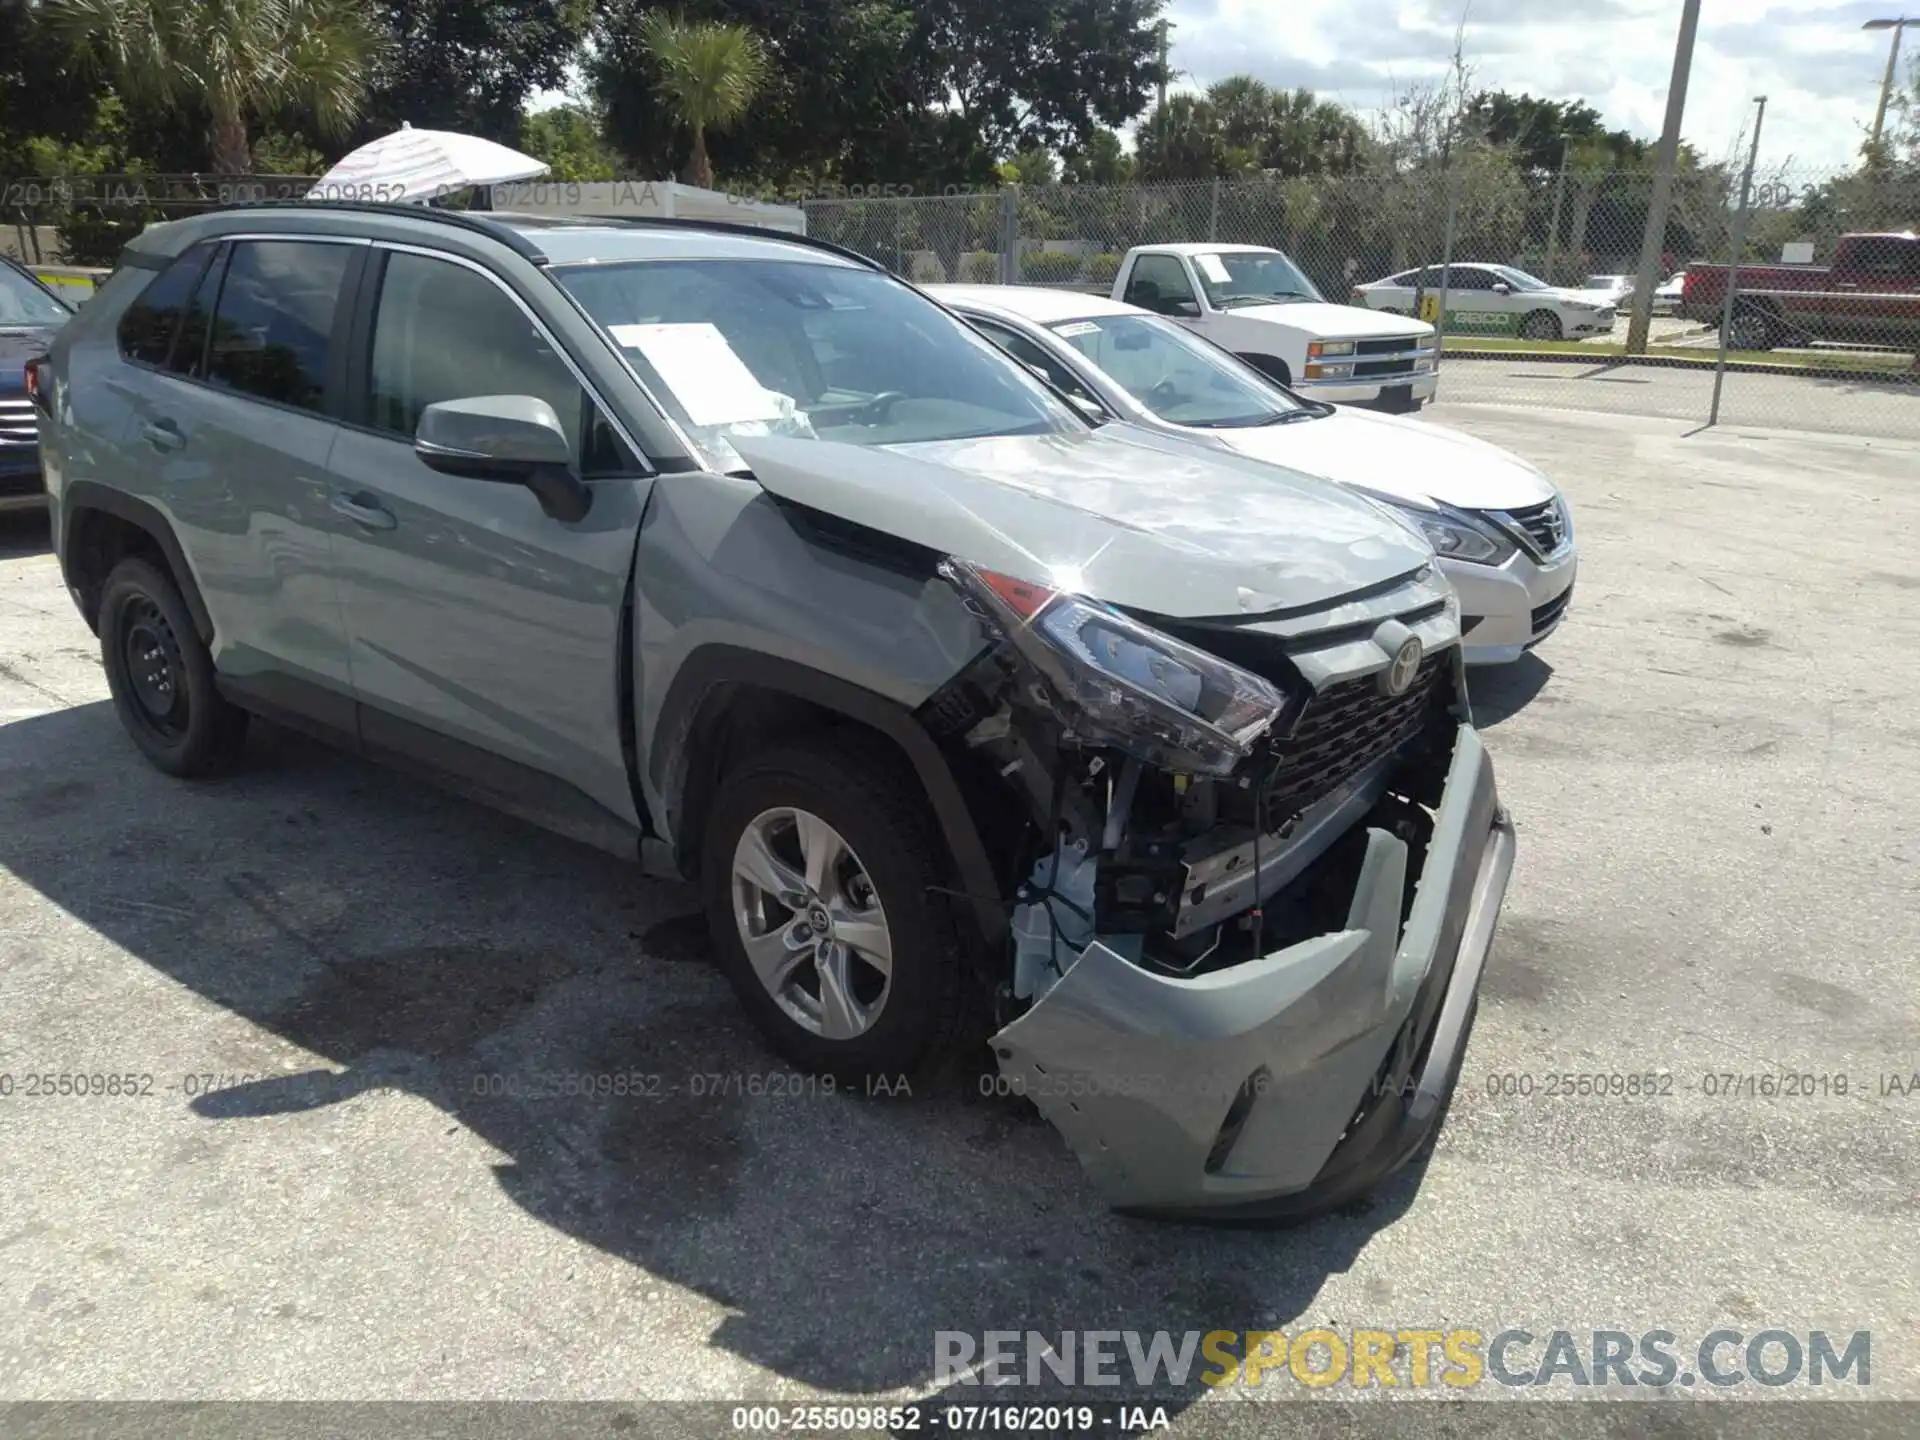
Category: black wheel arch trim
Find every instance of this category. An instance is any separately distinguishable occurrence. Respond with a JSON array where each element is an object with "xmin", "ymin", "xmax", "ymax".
[
  {"xmin": 60, "ymin": 480, "xmax": 215, "ymax": 644},
  {"xmin": 652, "ymin": 646, "xmax": 1007, "ymax": 944}
]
